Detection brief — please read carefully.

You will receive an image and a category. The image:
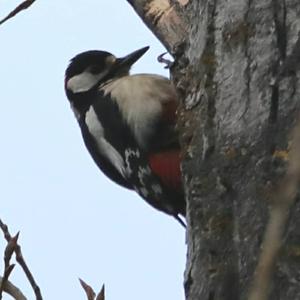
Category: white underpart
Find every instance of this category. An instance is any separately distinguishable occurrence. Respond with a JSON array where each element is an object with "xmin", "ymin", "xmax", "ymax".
[
  {"xmin": 101, "ymin": 74, "xmax": 177, "ymax": 149},
  {"xmin": 67, "ymin": 69, "xmax": 109, "ymax": 93},
  {"xmin": 85, "ymin": 106, "xmax": 126, "ymax": 177}
]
